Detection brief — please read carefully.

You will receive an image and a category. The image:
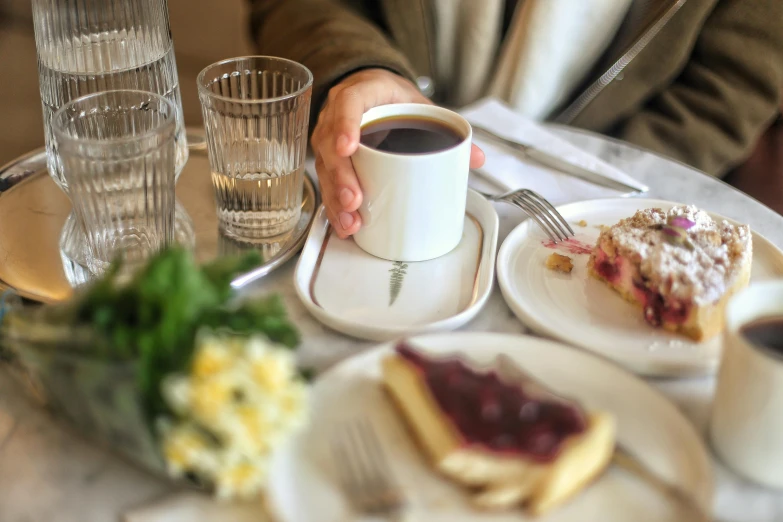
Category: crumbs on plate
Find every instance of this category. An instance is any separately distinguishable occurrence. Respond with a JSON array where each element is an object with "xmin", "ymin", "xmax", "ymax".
[
  {"xmin": 546, "ymin": 253, "xmax": 573, "ymax": 274},
  {"xmin": 576, "ymin": 220, "xmax": 588, "ymax": 227}
]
